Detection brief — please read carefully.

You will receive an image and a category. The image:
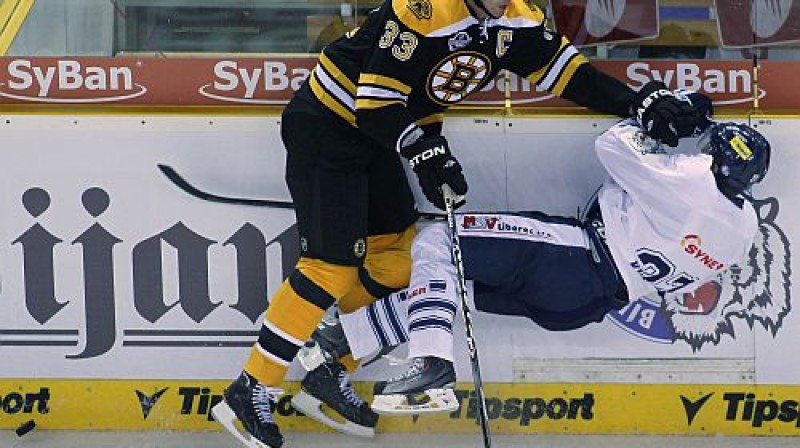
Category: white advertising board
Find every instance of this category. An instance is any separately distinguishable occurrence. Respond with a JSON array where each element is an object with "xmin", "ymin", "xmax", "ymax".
[{"xmin": 0, "ymin": 114, "xmax": 795, "ymax": 385}]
